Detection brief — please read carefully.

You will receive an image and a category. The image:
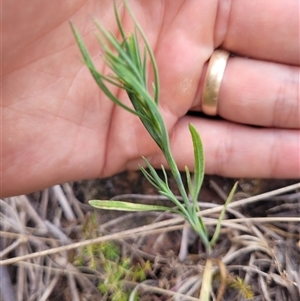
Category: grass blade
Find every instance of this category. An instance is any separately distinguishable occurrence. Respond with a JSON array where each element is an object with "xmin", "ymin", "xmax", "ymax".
[
  {"xmin": 185, "ymin": 166, "xmax": 193, "ymax": 200},
  {"xmin": 123, "ymin": 0, "xmax": 159, "ymax": 103},
  {"xmin": 70, "ymin": 22, "xmax": 142, "ymax": 117},
  {"xmin": 188, "ymin": 124, "xmax": 204, "ymax": 203},
  {"xmin": 89, "ymin": 200, "xmax": 178, "ymax": 213},
  {"xmin": 210, "ymin": 181, "xmax": 239, "ymax": 246}
]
